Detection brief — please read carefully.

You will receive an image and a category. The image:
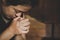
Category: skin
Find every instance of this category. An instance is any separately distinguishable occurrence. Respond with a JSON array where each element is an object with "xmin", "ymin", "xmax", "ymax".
[{"xmin": 0, "ymin": 3, "xmax": 31, "ymax": 40}]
